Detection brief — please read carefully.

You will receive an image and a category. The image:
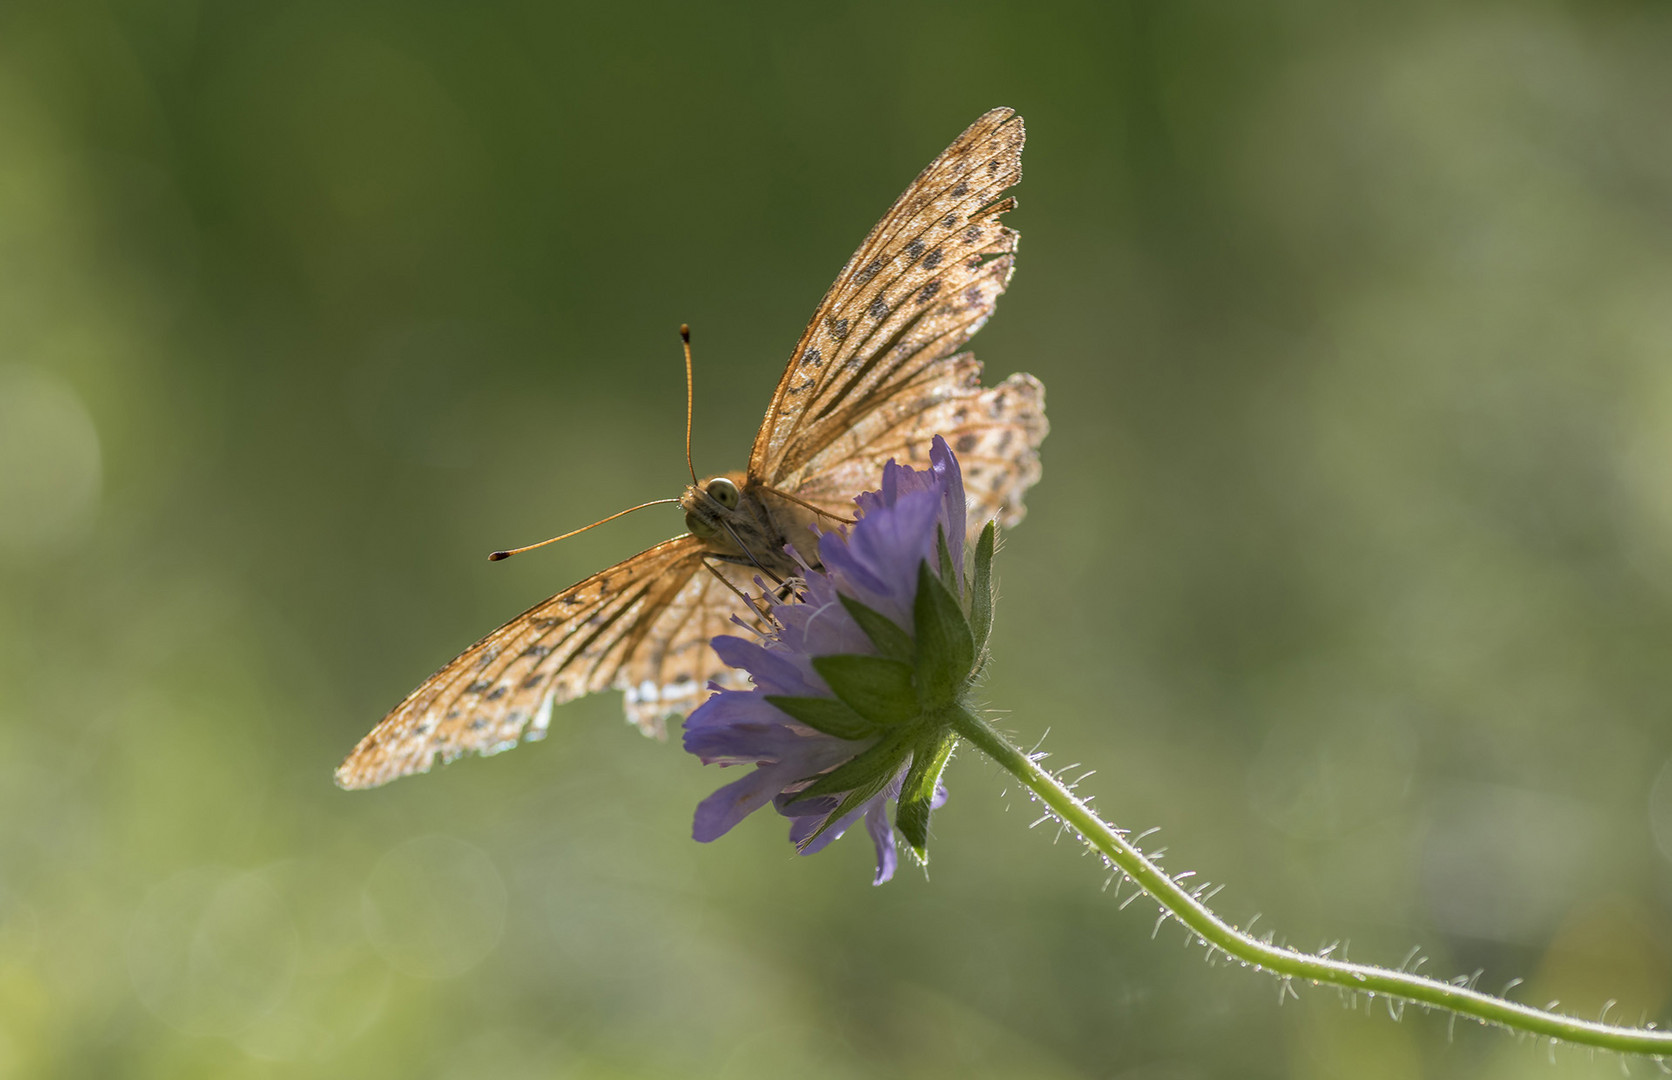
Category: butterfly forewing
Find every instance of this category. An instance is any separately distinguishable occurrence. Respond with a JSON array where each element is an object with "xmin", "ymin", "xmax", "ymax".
[
  {"xmin": 751, "ymin": 108, "xmax": 1027, "ymax": 491},
  {"xmin": 337, "ymin": 536, "xmax": 708, "ymax": 789}
]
